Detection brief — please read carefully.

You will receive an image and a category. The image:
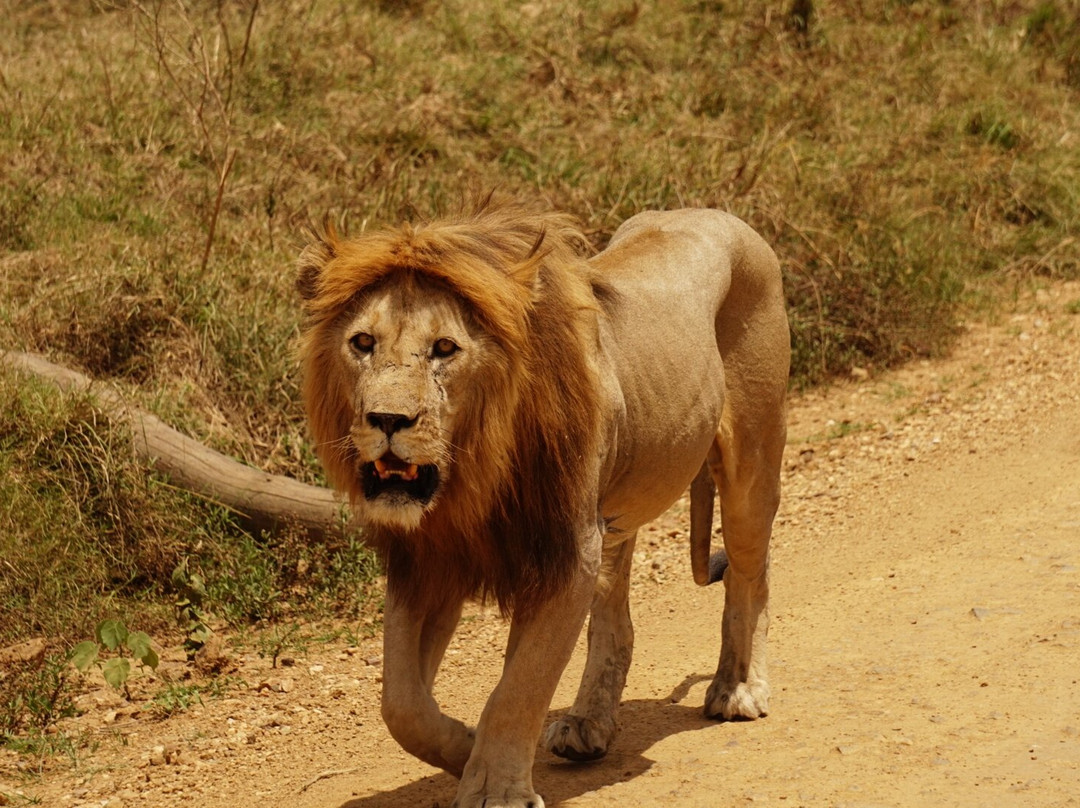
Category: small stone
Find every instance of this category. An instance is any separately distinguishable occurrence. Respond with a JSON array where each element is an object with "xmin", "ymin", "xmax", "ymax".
[
  {"xmin": 0, "ymin": 637, "xmax": 47, "ymax": 666},
  {"xmin": 149, "ymin": 745, "xmax": 166, "ymax": 766},
  {"xmin": 364, "ymin": 656, "xmax": 382, "ymax": 667},
  {"xmin": 971, "ymin": 607, "xmax": 991, "ymax": 620}
]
